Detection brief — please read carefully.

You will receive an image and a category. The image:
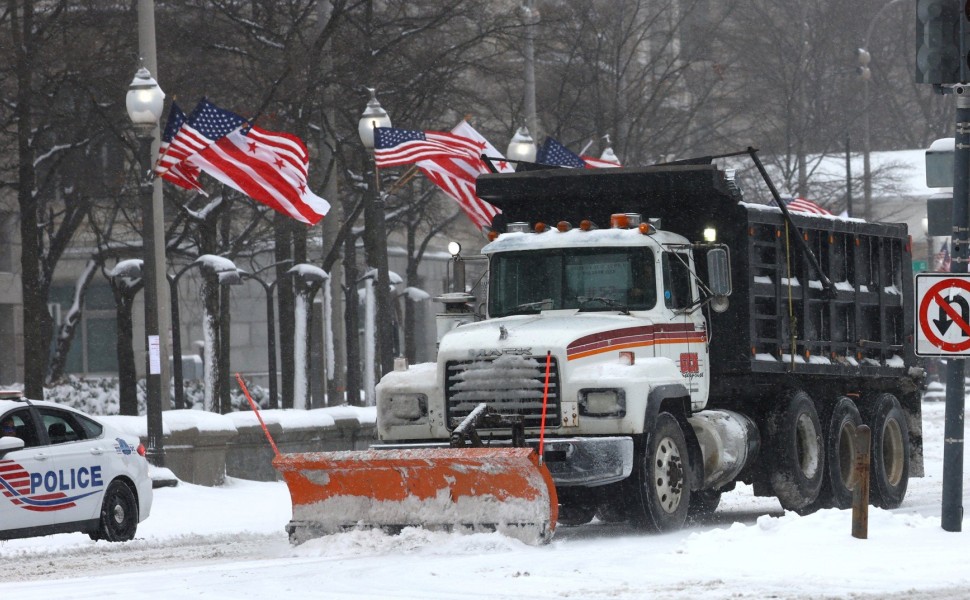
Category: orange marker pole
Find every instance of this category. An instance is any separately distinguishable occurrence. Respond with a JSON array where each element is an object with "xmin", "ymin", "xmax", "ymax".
[
  {"xmin": 539, "ymin": 351, "xmax": 552, "ymax": 466},
  {"xmin": 235, "ymin": 373, "xmax": 280, "ymax": 458}
]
